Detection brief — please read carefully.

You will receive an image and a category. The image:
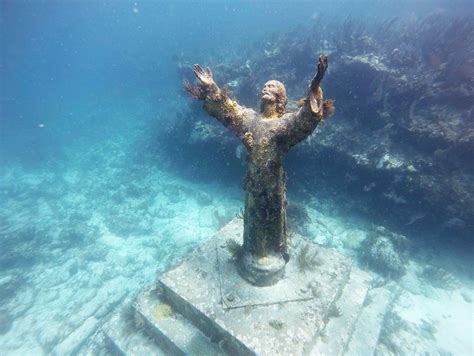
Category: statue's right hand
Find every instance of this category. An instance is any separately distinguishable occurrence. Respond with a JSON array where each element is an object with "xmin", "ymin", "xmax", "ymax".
[{"xmin": 193, "ymin": 64, "xmax": 215, "ymax": 86}]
